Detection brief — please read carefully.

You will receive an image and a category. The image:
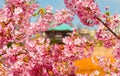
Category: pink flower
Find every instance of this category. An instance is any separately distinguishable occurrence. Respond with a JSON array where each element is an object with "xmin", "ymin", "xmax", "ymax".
[
  {"xmin": 112, "ymin": 40, "xmax": 120, "ymax": 60},
  {"xmin": 63, "ymin": 36, "xmax": 73, "ymax": 45},
  {"xmin": 9, "ymin": 55, "xmax": 17, "ymax": 64},
  {"xmin": 46, "ymin": 5, "xmax": 53, "ymax": 13},
  {"xmin": 14, "ymin": 7, "xmax": 23, "ymax": 15},
  {"xmin": 29, "ymin": 64, "xmax": 52, "ymax": 76},
  {"xmin": 94, "ymin": 70, "xmax": 99, "ymax": 75},
  {"xmin": 105, "ymin": 6, "xmax": 109, "ymax": 10}
]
